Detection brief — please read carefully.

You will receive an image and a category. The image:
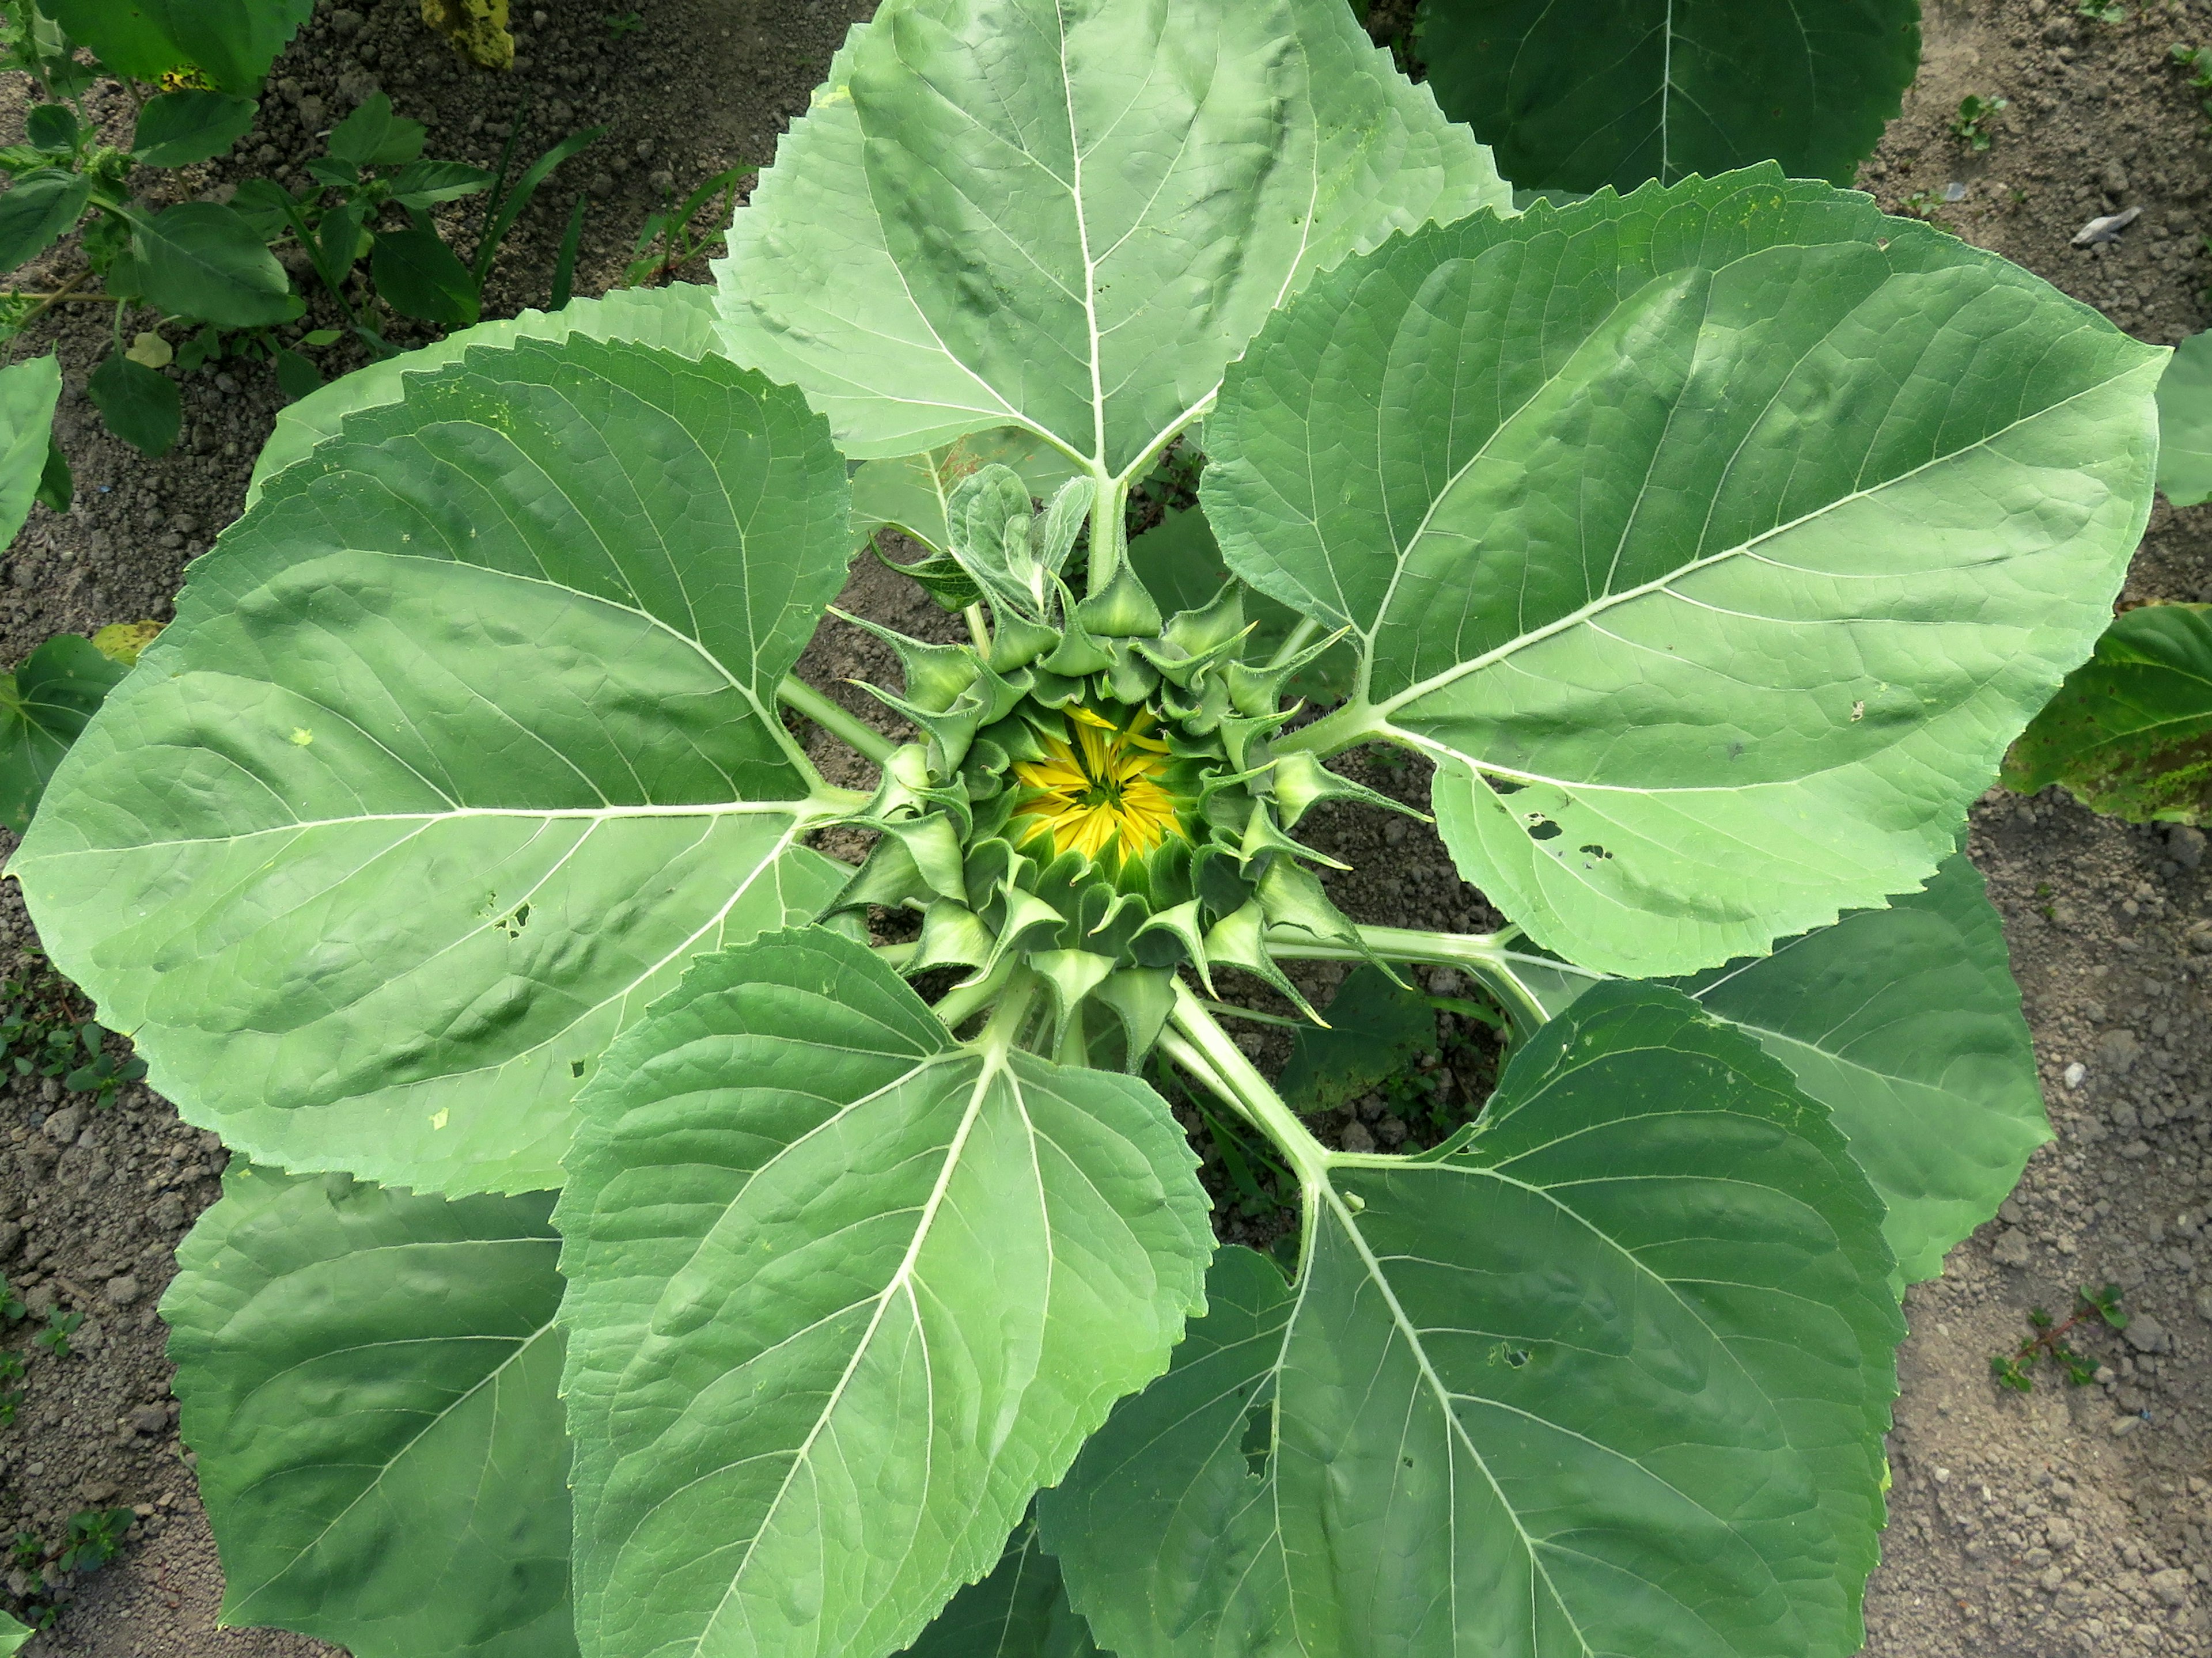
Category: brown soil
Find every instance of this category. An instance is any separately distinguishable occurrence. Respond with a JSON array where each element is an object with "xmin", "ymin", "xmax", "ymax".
[{"xmin": 0, "ymin": 0, "xmax": 2208, "ymax": 1654}]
